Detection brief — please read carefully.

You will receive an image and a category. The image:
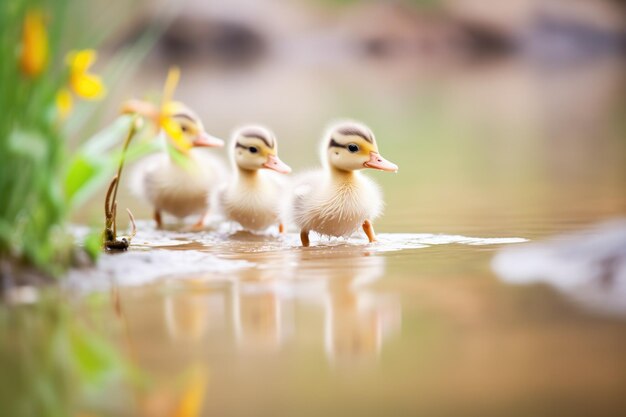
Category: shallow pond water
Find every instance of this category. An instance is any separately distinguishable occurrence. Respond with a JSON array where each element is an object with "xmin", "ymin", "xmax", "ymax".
[
  {"xmin": 4, "ymin": 221, "xmax": 626, "ymax": 417},
  {"xmin": 3, "ymin": 54, "xmax": 626, "ymax": 416}
]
